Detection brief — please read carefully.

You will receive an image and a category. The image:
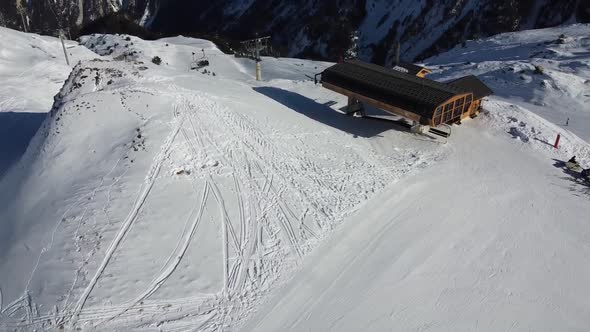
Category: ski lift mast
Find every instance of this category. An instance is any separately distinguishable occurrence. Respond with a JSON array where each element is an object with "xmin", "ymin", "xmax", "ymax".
[
  {"xmin": 58, "ymin": 29, "xmax": 70, "ymax": 66},
  {"xmin": 240, "ymin": 35, "xmax": 270, "ymax": 81},
  {"xmin": 16, "ymin": 5, "xmax": 28, "ymax": 32}
]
